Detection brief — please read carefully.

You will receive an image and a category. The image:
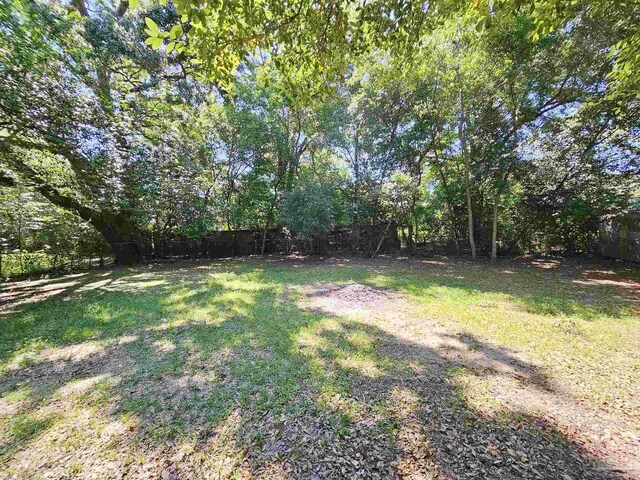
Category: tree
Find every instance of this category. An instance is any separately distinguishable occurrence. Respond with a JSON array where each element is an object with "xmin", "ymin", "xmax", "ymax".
[
  {"xmin": 280, "ymin": 180, "xmax": 338, "ymax": 253},
  {"xmin": 0, "ymin": 0, "xmax": 213, "ymax": 263},
  {"xmin": 1, "ymin": 0, "xmax": 638, "ymax": 268},
  {"xmin": 143, "ymin": 0, "xmax": 441, "ymax": 97},
  {"xmin": 479, "ymin": 0, "xmax": 640, "ymax": 105}
]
